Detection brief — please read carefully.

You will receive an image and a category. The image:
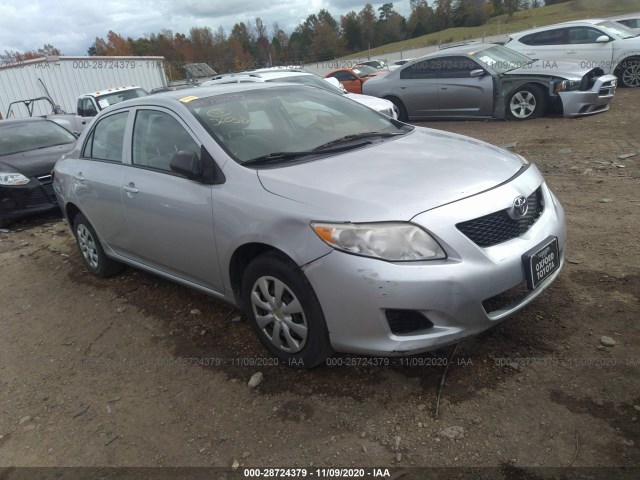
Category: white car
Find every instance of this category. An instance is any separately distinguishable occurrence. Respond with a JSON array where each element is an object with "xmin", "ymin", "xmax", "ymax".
[
  {"xmin": 505, "ymin": 19, "xmax": 640, "ymax": 88},
  {"xmin": 609, "ymin": 14, "xmax": 640, "ymax": 33},
  {"xmin": 201, "ymin": 70, "xmax": 399, "ymax": 119}
]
